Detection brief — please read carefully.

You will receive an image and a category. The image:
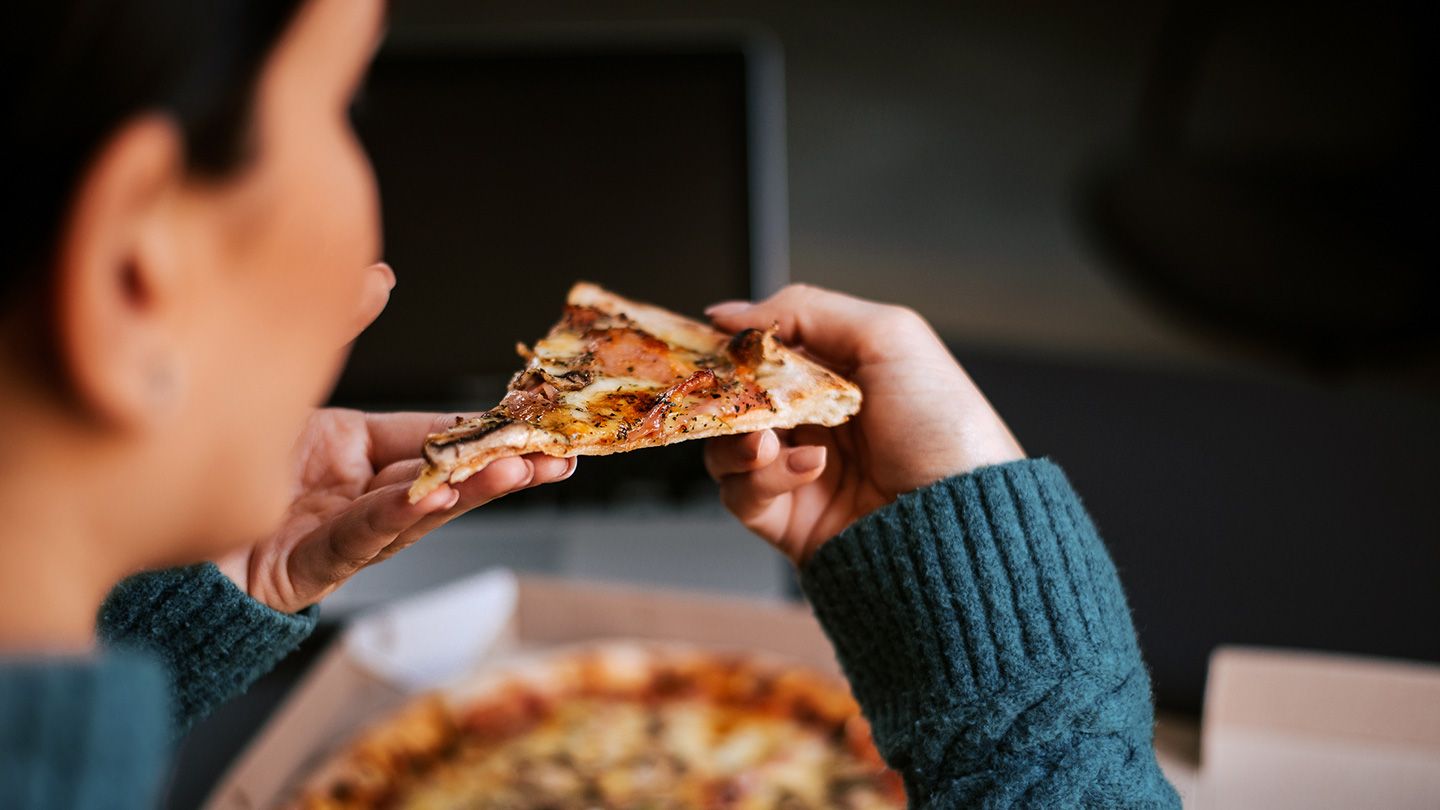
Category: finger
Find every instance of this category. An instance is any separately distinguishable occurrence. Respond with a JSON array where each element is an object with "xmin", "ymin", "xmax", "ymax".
[
  {"xmin": 347, "ymin": 262, "xmax": 396, "ymax": 341},
  {"xmin": 370, "ymin": 449, "xmax": 576, "ymax": 494},
  {"xmin": 369, "ymin": 458, "xmax": 531, "ymax": 563},
  {"xmin": 451, "ymin": 455, "xmax": 533, "ymax": 503},
  {"xmin": 381, "ymin": 454, "xmax": 578, "ymax": 556},
  {"xmin": 289, "ymin": 480, "xmax": 456, "ymax": 592},
  {"xmin": 436, "ymin": 455, "xmax": 576, "ymax": 517},
  {"xmin": 718, "ymin": 445, "xmax": 827, "ymax": 526},
  {"xmin": 703, "ymin": 430, "xmax": 779, "ymax": 480},
  {"xmin": 524, "ymin": 454, "xmax": 577, "ymax": 488},
  {"xmin": 369, "ymin": 458, "xmax": 426, "ymax": 491},
  {"xmin": 705, "ymin": 284, "xmax": 929, "ymax": 367},
  {"xmin": 364, "ymin": 411, "xmax": 486, "ymax": 471},
  {"xmin": 446, "ymin": 453, "xmax": 572, "ymax": 504}
]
